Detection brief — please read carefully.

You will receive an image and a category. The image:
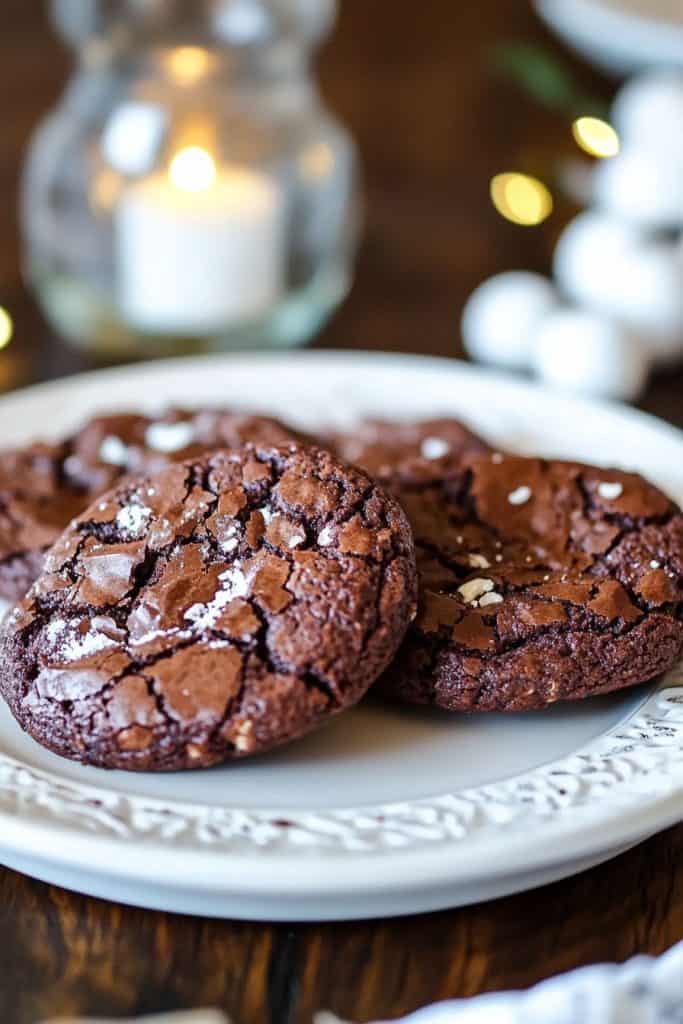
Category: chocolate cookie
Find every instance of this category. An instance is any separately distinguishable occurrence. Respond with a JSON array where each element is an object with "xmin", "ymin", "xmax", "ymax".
[
  {"xmin": 0, "ymin": 408, "xmax": 305, "ymax": 601},
  {"xmin": 377, "ymin": 451, "xmax": 683, "ymax": 711},
  {"xmin": 64, "ymin": 408, "xmax": 309, "ymax": 490},
  {"xmin": 329, "ymin": 418, "xmax": 490, "ymax": 477},
  {"xmin": 0, "ymin": 444, "xmax": 417, "ymax": 769},
  {"xmin": 0, "ymin": 442, "xmax": 85, "ymax": 603}
]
